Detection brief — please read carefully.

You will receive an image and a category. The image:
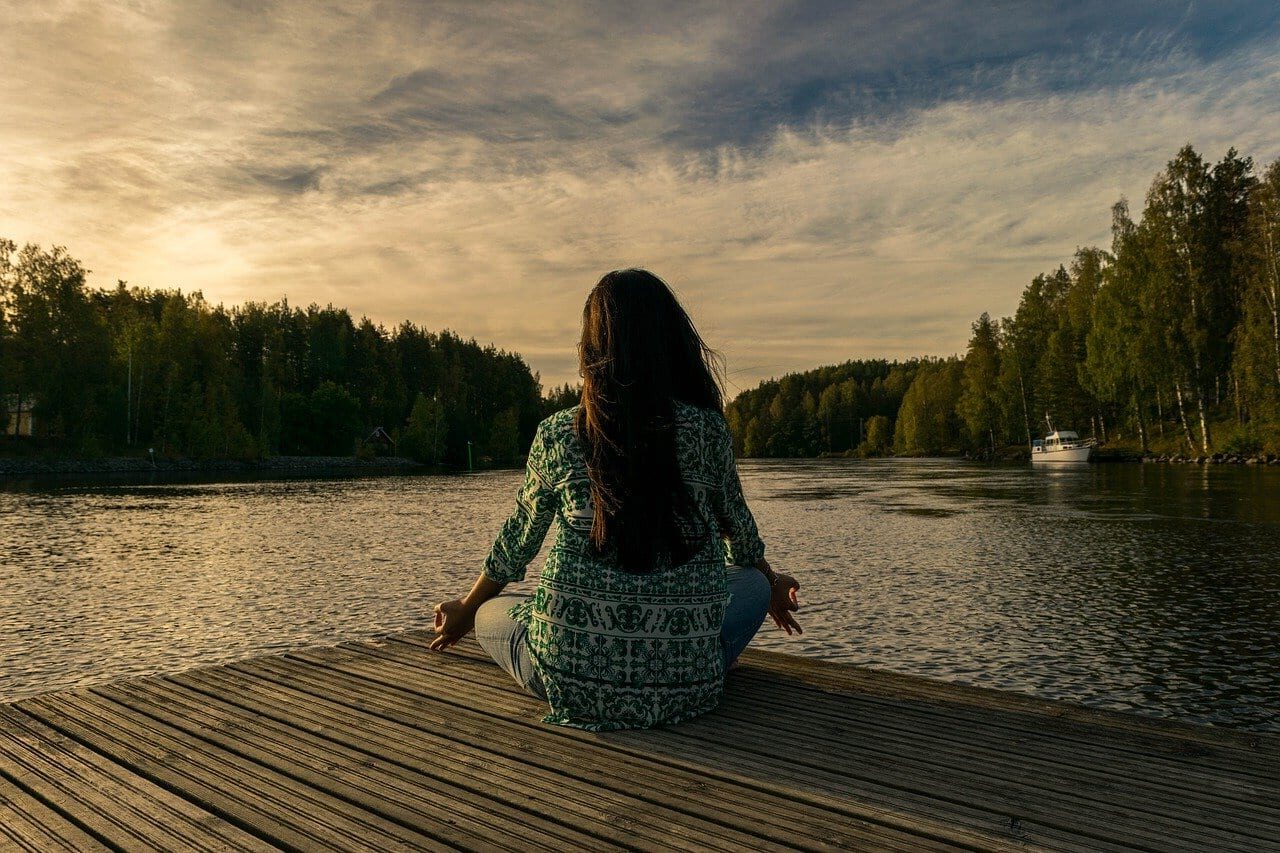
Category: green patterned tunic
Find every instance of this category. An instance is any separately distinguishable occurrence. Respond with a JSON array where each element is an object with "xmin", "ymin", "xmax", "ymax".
[{"xmin": 482, "ymin": 402, "xmax": 766, "ymax": 731}]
